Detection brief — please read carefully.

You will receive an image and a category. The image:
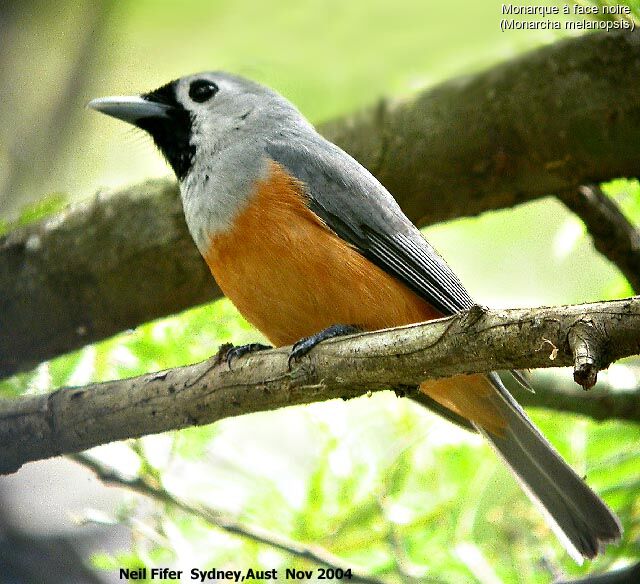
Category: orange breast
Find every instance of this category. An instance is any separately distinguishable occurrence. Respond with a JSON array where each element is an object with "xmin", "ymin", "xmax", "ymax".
[
  {"xmin": 203, "ymin": 159, "xmax": 440, "ymax": 347},
  {"xmin": 203, "ymin": 159, "xmax": 505, "ymax": 433}
]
